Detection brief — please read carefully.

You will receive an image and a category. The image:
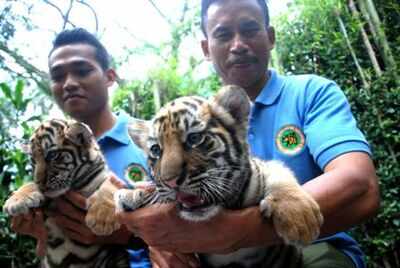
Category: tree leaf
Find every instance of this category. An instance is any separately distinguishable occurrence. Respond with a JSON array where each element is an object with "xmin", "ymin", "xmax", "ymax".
[{"xmin": 0, "ymin": 82, "xmax": 13, "ymax": 100}]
